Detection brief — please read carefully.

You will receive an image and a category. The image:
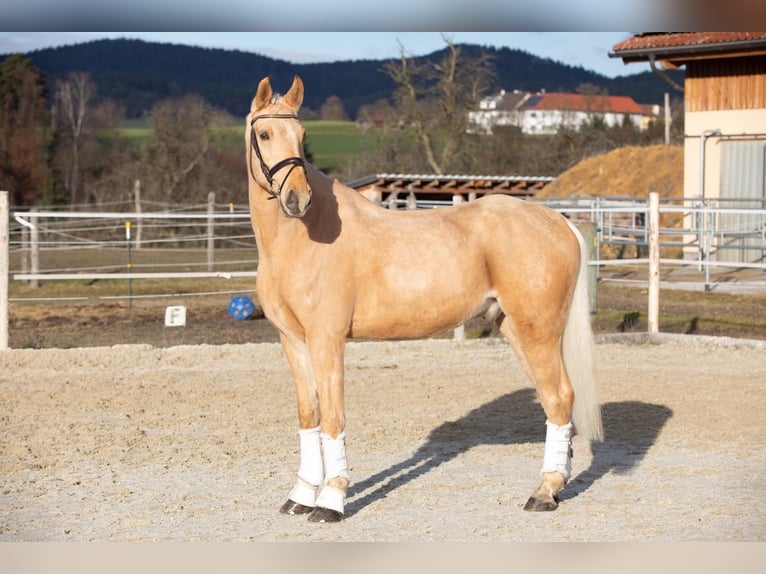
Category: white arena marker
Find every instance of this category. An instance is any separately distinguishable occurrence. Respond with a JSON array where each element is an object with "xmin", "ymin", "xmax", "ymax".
[{"xmin": 164, "ymin": 306, "xmax": 187, "ymax": 327}]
